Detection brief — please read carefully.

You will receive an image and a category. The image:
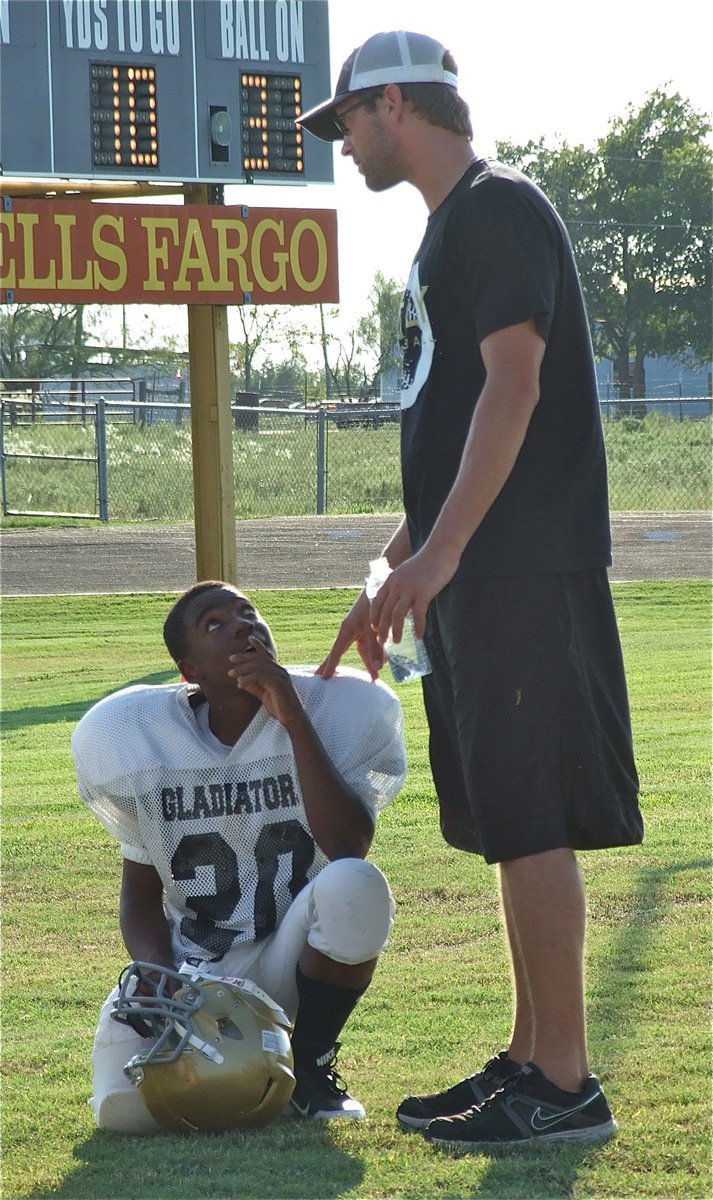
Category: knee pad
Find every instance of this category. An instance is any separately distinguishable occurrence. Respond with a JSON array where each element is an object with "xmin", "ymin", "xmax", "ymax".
[
  {"xmin": 92, "ymin": 984, "xmax": 164, "ymax": 1135},
  {"xmin": 92, "ymin": 1089, "xmax": 164, "ymax": 1135},
  {"xmin": 307, "ymin": 858, "xmax": 395, "ymax": 965}
]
